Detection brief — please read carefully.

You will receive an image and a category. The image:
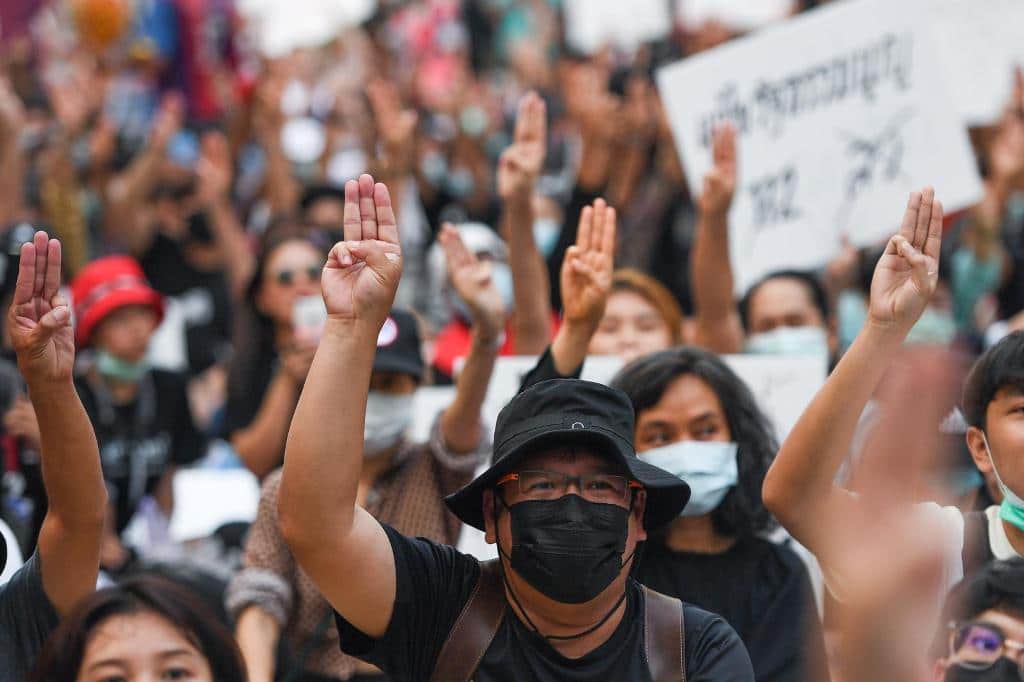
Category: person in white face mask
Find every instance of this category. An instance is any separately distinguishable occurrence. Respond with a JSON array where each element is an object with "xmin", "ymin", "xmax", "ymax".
[
  {"xmin": 228, "ymin": 224, "xmax": 504, "ymax": 682},
  {"xmin": 611, "ymin": 347, "xmax": 829, "ymax": 682}
]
